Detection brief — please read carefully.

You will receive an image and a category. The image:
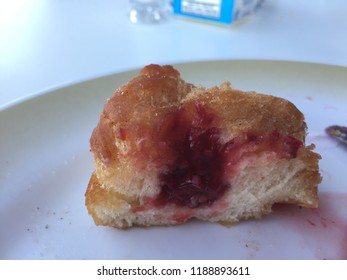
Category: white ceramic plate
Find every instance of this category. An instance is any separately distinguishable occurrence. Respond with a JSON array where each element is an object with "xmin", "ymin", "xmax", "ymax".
[{"xmin": 1, "ymin": 60, "xmax": 347, "ymax": 260}]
